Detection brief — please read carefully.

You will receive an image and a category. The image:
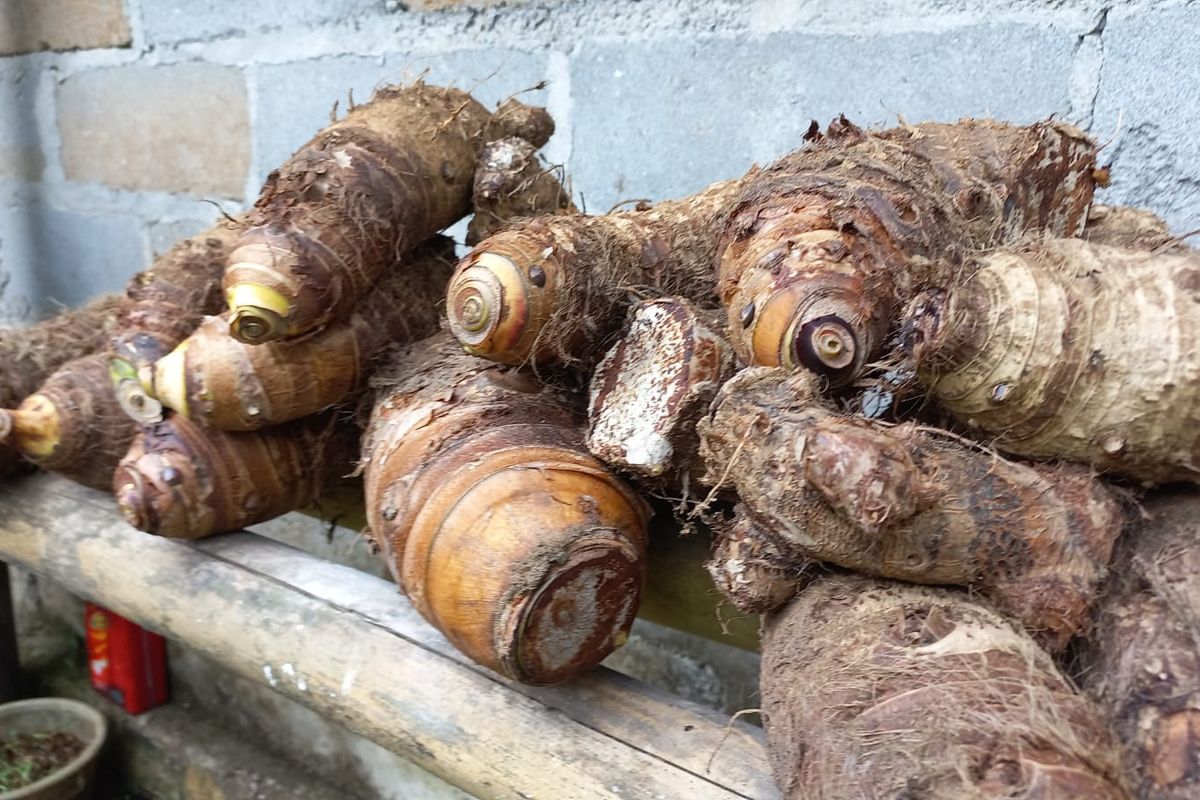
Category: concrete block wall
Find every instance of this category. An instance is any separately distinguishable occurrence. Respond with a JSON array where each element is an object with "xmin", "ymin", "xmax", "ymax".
[{"xmin": 1, "ymin": 0, "xmax": 1198, "ymax": 322}]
